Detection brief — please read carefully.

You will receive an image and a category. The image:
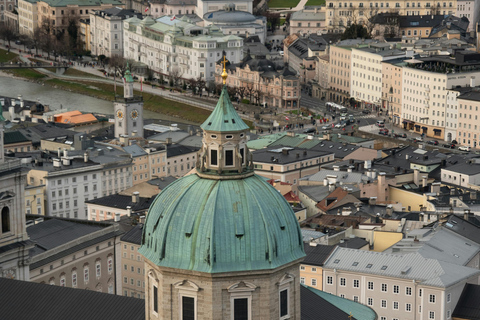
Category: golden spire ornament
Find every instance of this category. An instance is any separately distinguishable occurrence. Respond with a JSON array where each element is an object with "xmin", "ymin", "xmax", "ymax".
[{"xmin": 221, "ymin": 55, "xmax": 228, "ymax": 84}]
